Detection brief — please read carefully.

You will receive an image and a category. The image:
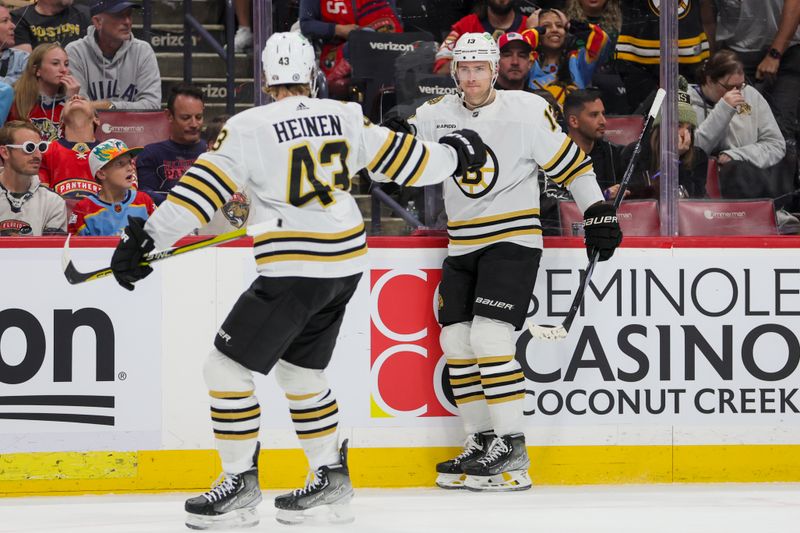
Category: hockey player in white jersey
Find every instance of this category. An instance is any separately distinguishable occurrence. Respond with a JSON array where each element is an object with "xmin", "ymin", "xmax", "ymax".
[
  {"xmin": 108, "ymin": 32, "xmax": 485, "ymax": 529},
  {"xmin": 384, "ymin": 32, "xmax": 623, "ymax": 492}
]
